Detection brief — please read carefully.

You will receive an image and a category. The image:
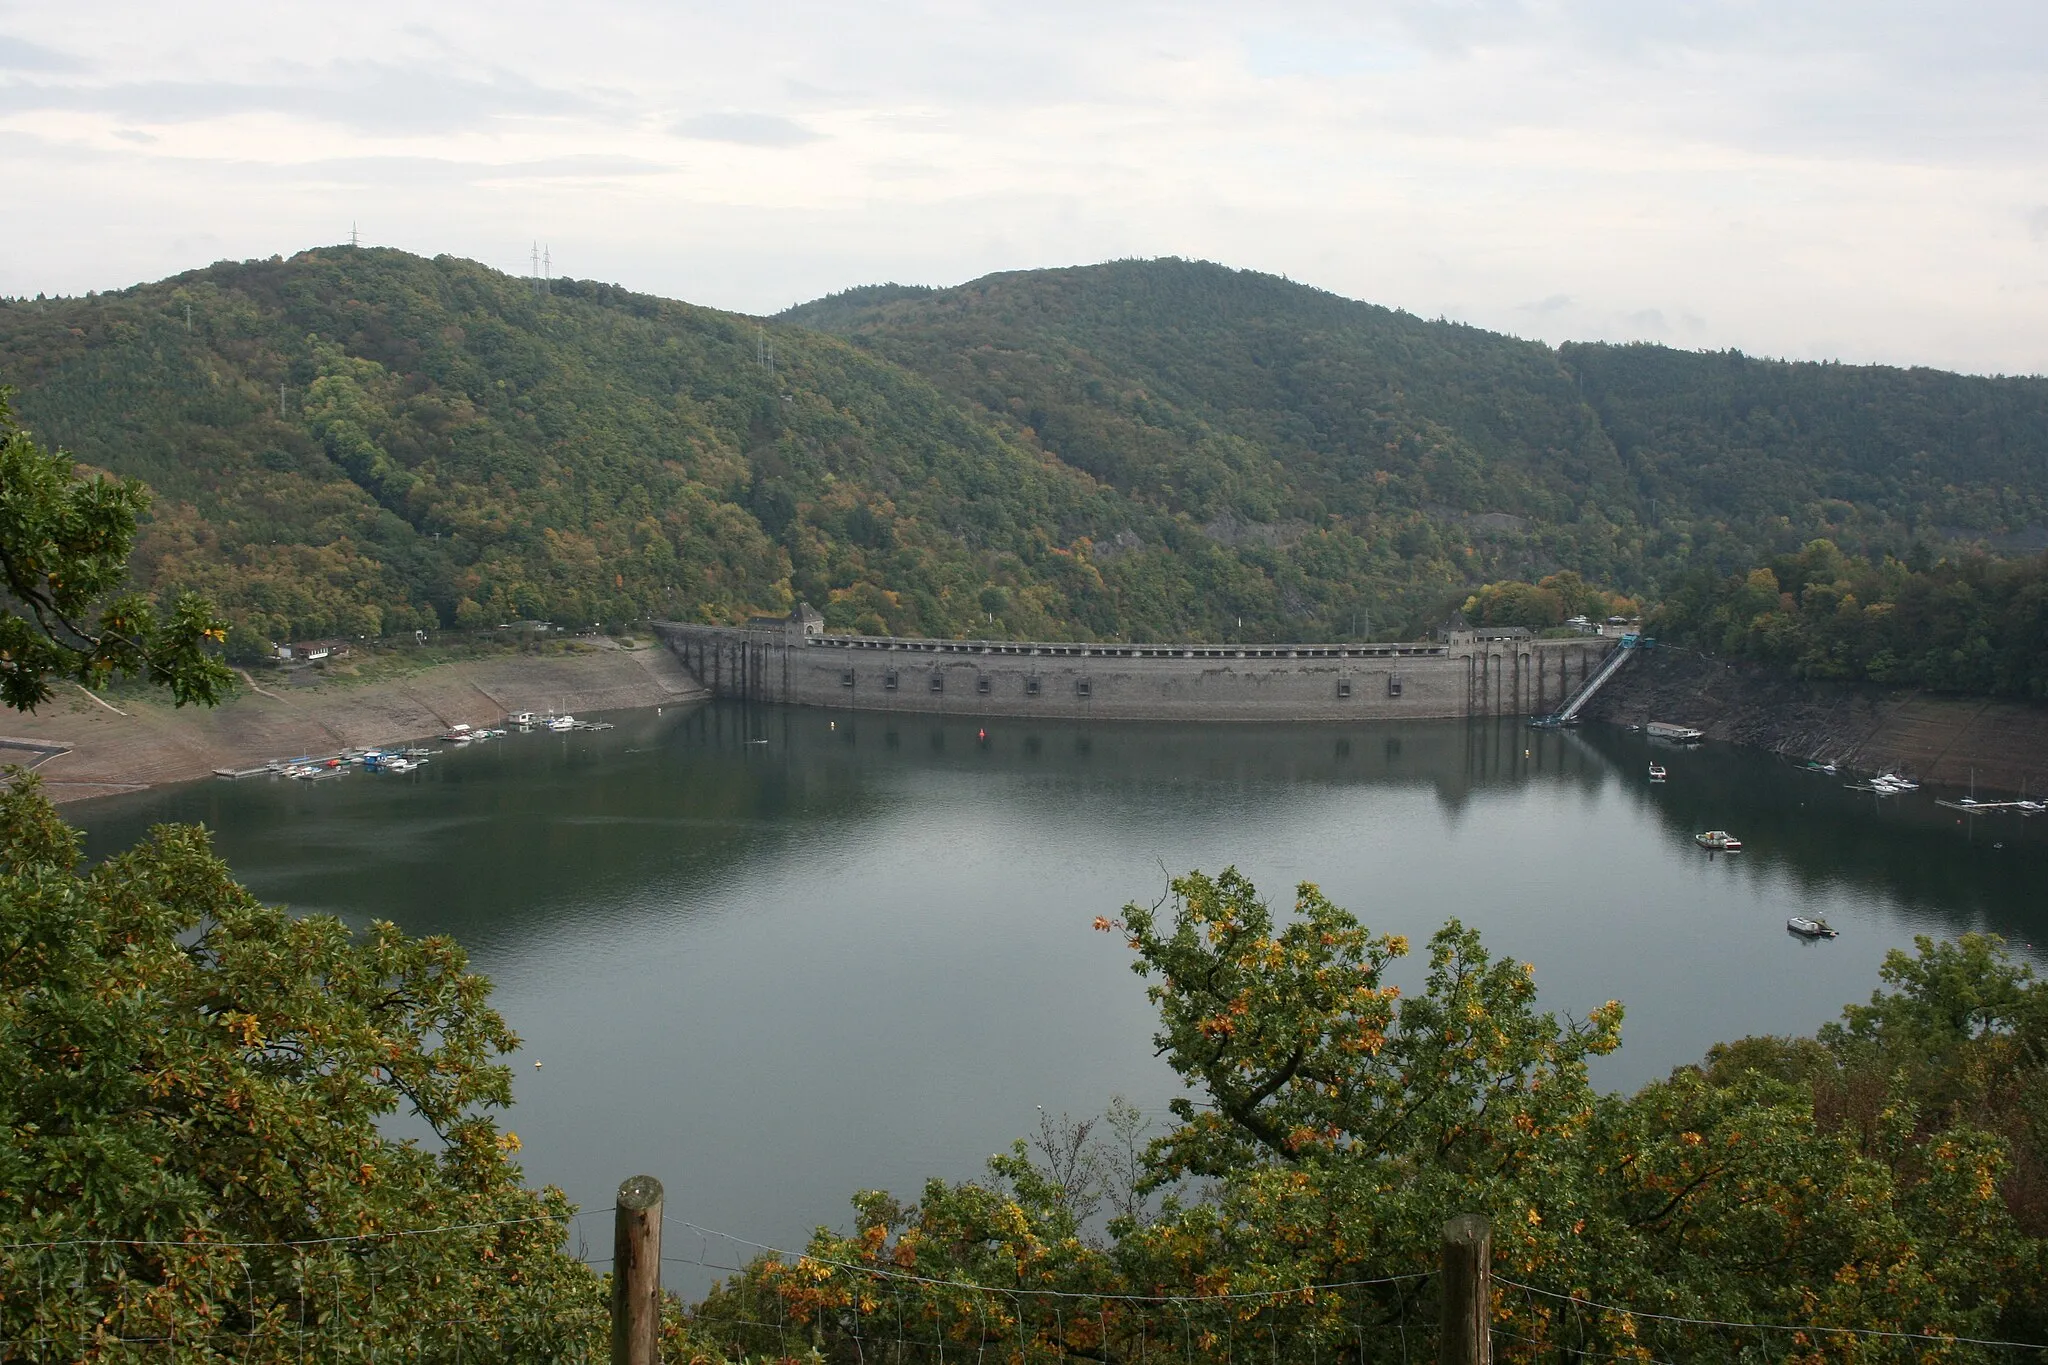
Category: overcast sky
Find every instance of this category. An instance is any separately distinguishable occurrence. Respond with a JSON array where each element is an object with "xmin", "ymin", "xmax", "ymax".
[{"xmin": 3, "ymin": 1, "xmax": 2044, "ymax": 374}]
